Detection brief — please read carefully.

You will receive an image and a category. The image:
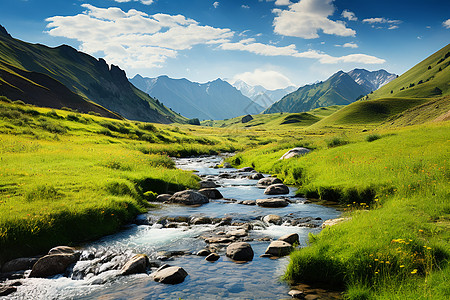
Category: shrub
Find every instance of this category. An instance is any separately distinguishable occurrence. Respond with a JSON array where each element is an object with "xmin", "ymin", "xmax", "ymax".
[
  {"xmin": 39, "ymin": 120, "xmax": 67, "ymax": 134},
  {"xmin": 105, "ymin": 181, "xmax": 135, "ymax": 198},
  {"xmin": 137, "ymin": 123, "xmax": 157, "ymax": 132},
  {"xmin": 366, "ymin": 134, "xmax": 381, "ymax": 142},
  {"xmin": 327, "ymin": 137, "xmax": 349, "ymax": 148}
]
